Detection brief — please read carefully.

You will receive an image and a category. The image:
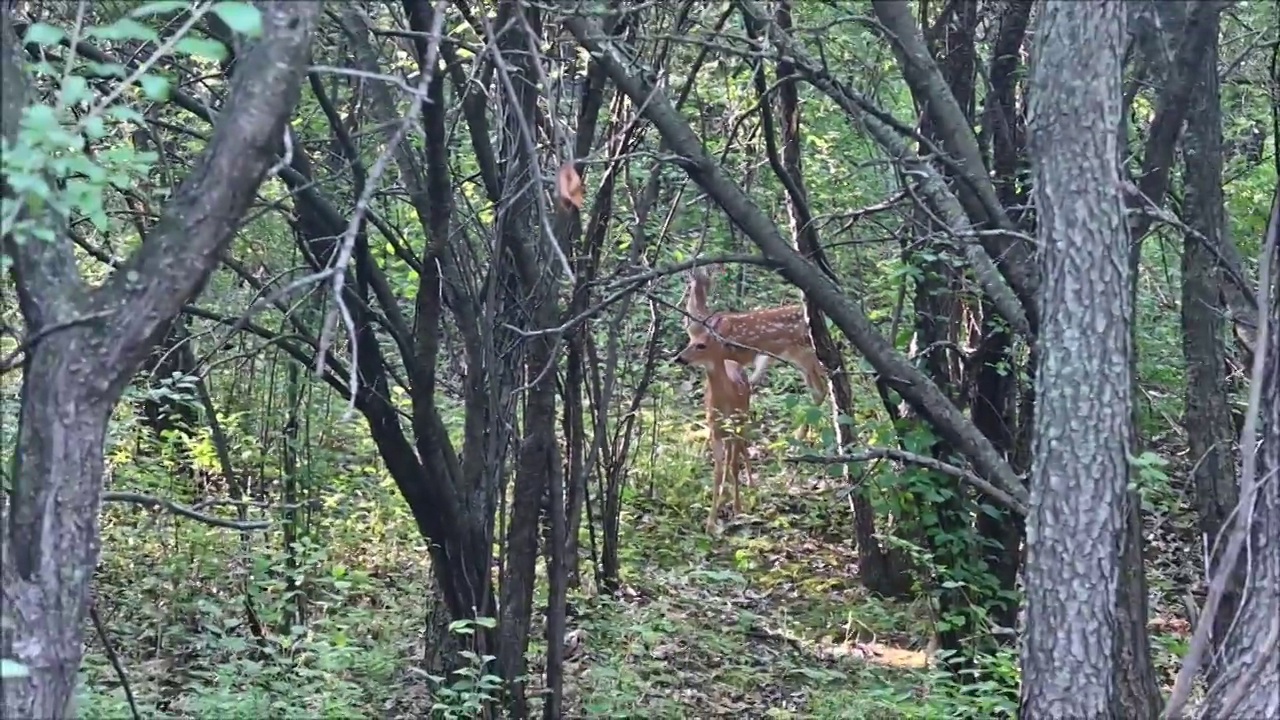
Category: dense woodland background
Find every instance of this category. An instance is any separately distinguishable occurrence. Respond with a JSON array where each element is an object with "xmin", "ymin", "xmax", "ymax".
[{"xmin": 1, "ymin": 0, "xmax": 1278, "ymax": 718}]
